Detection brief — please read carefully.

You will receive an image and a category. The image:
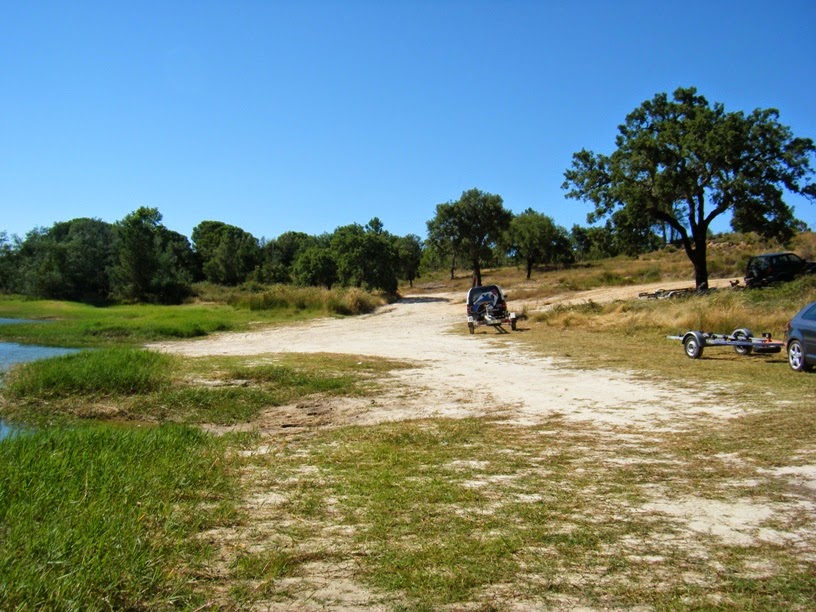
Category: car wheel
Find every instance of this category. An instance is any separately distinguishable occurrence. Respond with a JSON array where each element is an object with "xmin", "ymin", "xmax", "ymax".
[
  {"xmin": 732, "ymin": 328, "xmax": 753, "ymax": 356},
  {"xmin": 788, "ymin": 339, "xmax": 812, "ymax": 372},
  {"xmin": 683, "ymin": 332, "xmax": 704, "ymax": 359}
]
